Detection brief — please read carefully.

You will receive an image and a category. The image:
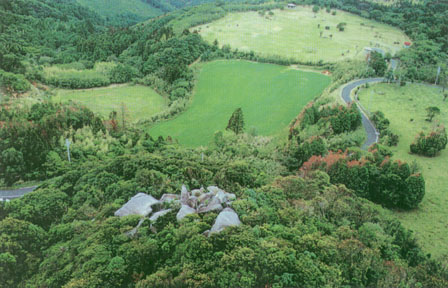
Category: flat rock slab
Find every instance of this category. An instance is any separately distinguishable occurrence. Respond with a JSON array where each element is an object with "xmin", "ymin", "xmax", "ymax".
[
  {"xmin": 115, "ymin": 193, "xmax": 159, "ymax": 217},
  {"xmin": 210, "ymin": 207, "xmax": 241, "ymax": 234}
]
